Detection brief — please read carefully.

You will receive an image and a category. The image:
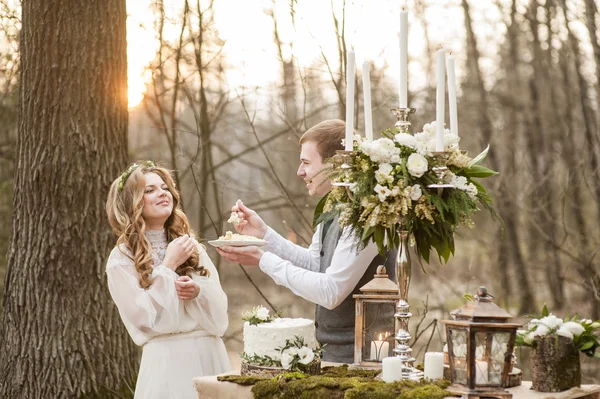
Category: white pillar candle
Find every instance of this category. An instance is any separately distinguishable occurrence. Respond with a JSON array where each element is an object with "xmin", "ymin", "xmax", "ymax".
[
  {"xmin": 475, "ymin": 360, "xmax": 489, "ymax": 385},
  {"xmin": 345, "ymin": 50, "xmax": 355, "ymax": 151},
  {"xmin": 435, "ymin": 49, "xmax": 445, "ymax": 152},
  {"xmin": 399, "ymin": 10, "xmax": 408, "ymax": 108},
  {"xmin": 370, "ymin": 334, "xmax": 390, "ymax": 361},
  {"xmin": 362, "ymin": 61, "xmax": 373, "ymax": 142},
  {"xmin": 424, "ymin": 352, "xmax": 444, "ymax": 380},
  {"xmin": 382, "ymin": 356, "xmax": 403, "ymax": 382},
  {"xmin": 447, "ymin": 54, "xmax": 458, "ymax": 137}
]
